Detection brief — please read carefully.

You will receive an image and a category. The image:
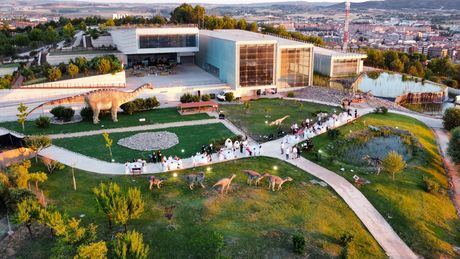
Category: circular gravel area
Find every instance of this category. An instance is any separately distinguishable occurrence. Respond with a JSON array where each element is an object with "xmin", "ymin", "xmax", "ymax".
[{"xmin": 117, "ymin": 131, "xmax": 179, "ymax": 151}]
